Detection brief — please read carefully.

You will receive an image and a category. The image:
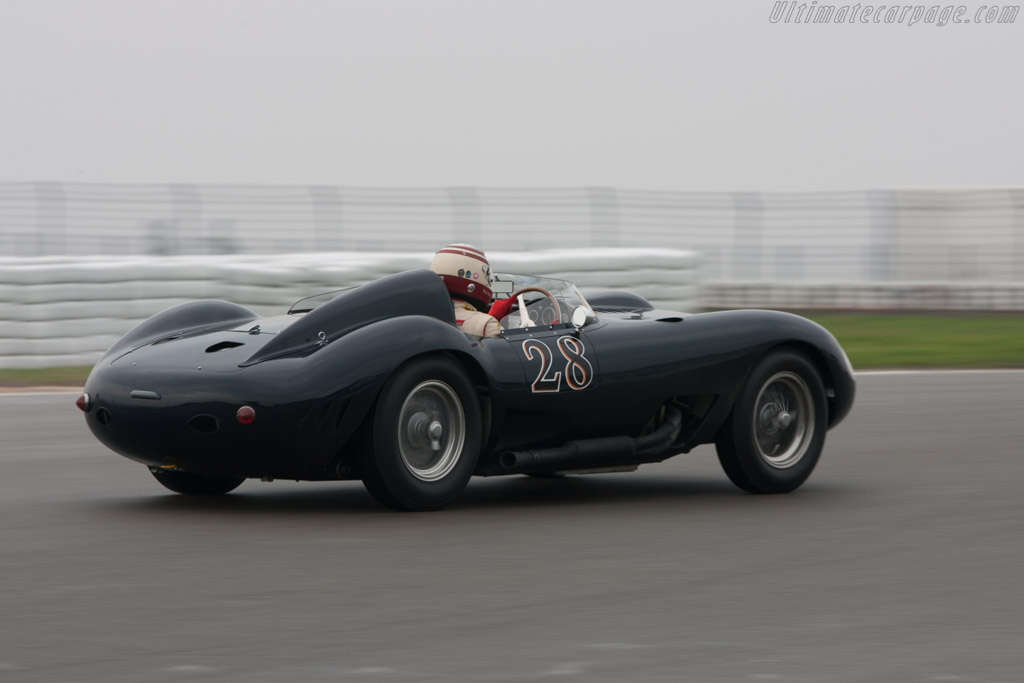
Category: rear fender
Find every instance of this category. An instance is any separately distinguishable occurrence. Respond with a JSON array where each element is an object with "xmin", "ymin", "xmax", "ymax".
[
  {"xmin": 103, "ymin": 300, "xmax": 258, "ymax": 360},
  {"xmin": 241, "ymin": 270, "xmax": 454, "ymax": 366},
  {"xmin": 291, "ymin": 315, "xmax": 486, "ymax": 452}
]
